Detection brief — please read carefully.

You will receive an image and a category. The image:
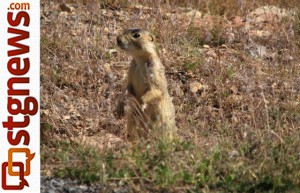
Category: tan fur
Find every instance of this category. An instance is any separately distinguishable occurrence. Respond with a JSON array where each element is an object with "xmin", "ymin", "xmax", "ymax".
[{"xmin": 116, "ymin": 28, "xmax": 177, "ymax": 141}]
